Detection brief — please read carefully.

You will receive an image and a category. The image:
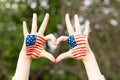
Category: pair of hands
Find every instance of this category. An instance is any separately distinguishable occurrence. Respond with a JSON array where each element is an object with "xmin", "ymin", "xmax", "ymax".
[{"xmin": 21, "ymin": 13, "xmax": 90, "ymax": 63}]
